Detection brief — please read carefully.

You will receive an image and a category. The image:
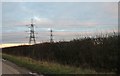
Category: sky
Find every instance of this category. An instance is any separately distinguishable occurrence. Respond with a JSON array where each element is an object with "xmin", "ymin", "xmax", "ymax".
[{"xmin": 1, "ymin": 1, "xmax": 118, "ymax": 47}]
